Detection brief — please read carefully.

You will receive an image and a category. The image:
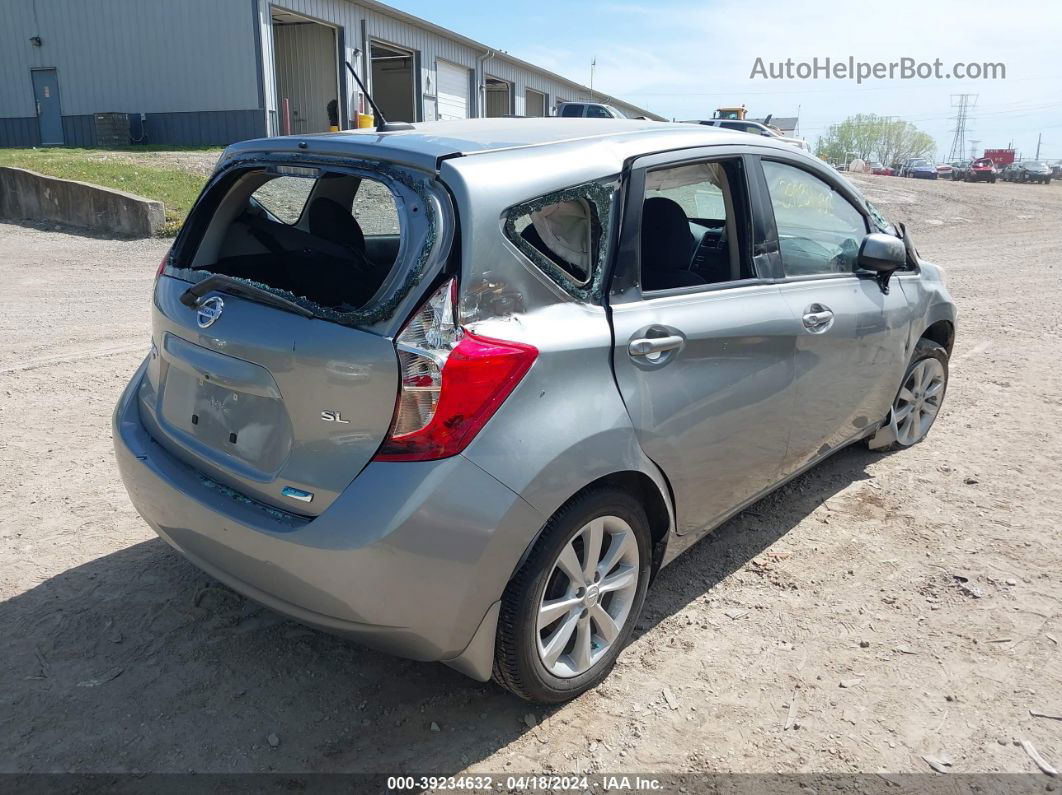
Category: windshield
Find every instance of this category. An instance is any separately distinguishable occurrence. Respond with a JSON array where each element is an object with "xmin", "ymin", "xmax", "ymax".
[
  {"xmin": 866, "ymin": 201, "xmax": 894, "ymax": 235},
  {"xmin": 910, "ymin": 159, "xmax": 929, "ymax": 167},
  {"xmin": 1023, "ymin": 161, "xmax": 1046, "ymax": 168},
  {"xmin": 973, "ymin": 159, "xmax": 992, "ymax": 167}
]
